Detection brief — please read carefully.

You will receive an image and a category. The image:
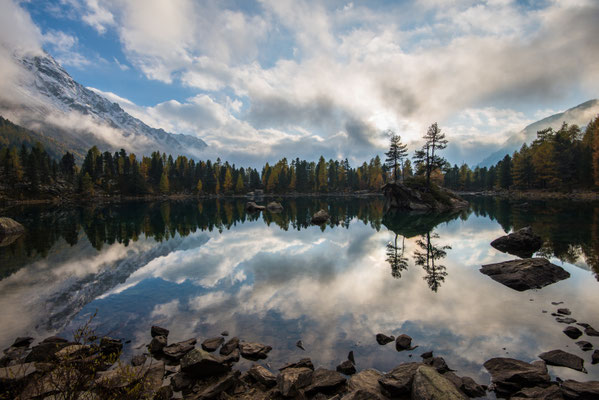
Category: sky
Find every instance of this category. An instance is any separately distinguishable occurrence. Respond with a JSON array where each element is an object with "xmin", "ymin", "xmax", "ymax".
[{"xmin": 1, "ymin": 0, "xmax": 599, "ymax": 166}]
